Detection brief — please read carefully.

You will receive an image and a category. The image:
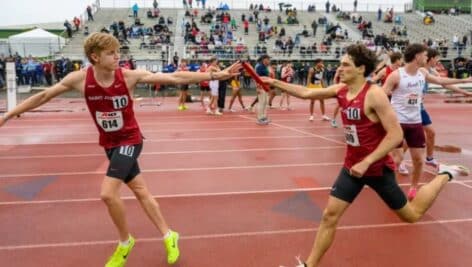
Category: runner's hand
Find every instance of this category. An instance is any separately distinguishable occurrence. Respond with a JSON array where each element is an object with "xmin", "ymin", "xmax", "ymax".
[
  {"xmin": 260, "ymin": 76, "xmax": 275, "ymax": 86},
  {"xmin": 350, "ymin": 160, "xmax": 371, "ymax": 178},
  {"xmin": 215, "ymin": 62, "xmax": 242, "ymax": 80}
]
